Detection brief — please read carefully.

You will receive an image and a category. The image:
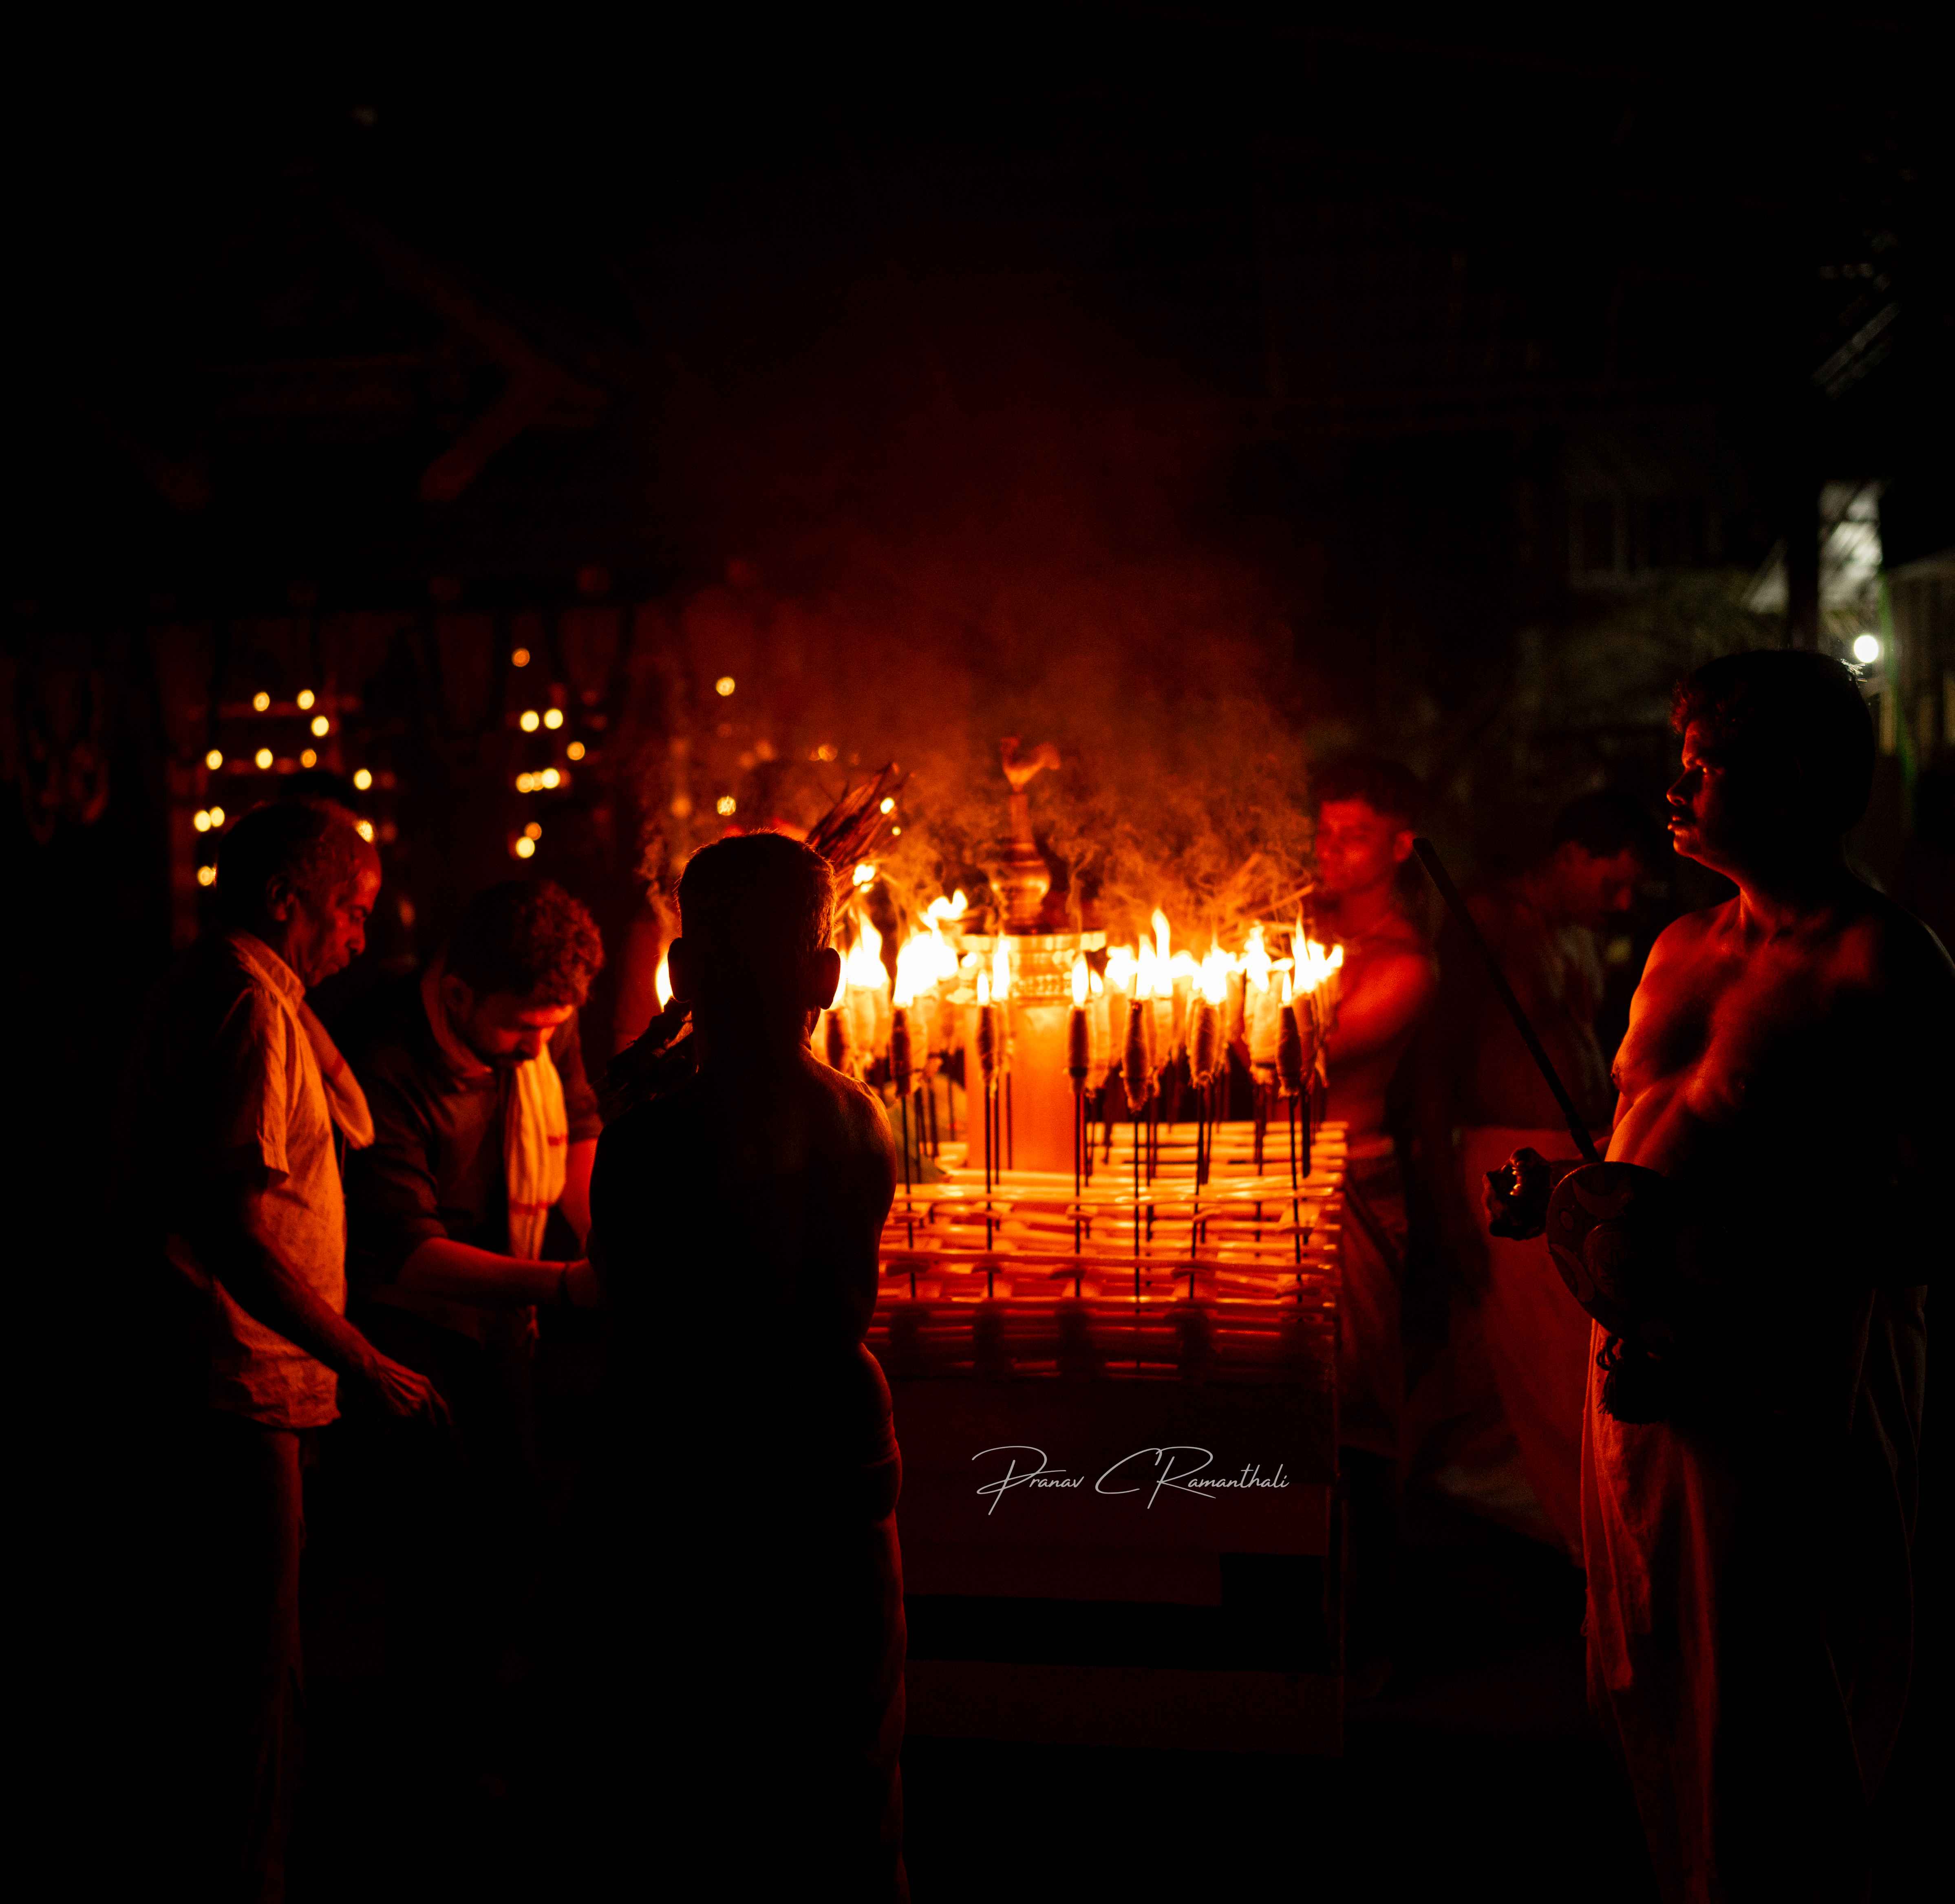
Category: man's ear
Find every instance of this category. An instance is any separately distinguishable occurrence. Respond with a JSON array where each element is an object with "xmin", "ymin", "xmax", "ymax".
[
  {"xmin": 439, "ymin": 969, "xmax": 477, "ymax": 1019},
  {"xmin": 666, "ymin": 939, "xmax": 695, "ymax": 1005},
  {"xmin": 1390, "ymin": 828, "xmax": 1416, "ymax": 867},
  {"xmin": 809, "ymin": 946, "xmax": 843, "ymax": 1013},
  {"xmin": 262, "ymin": 875, "xmax": 298, "ymax": 924}
]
